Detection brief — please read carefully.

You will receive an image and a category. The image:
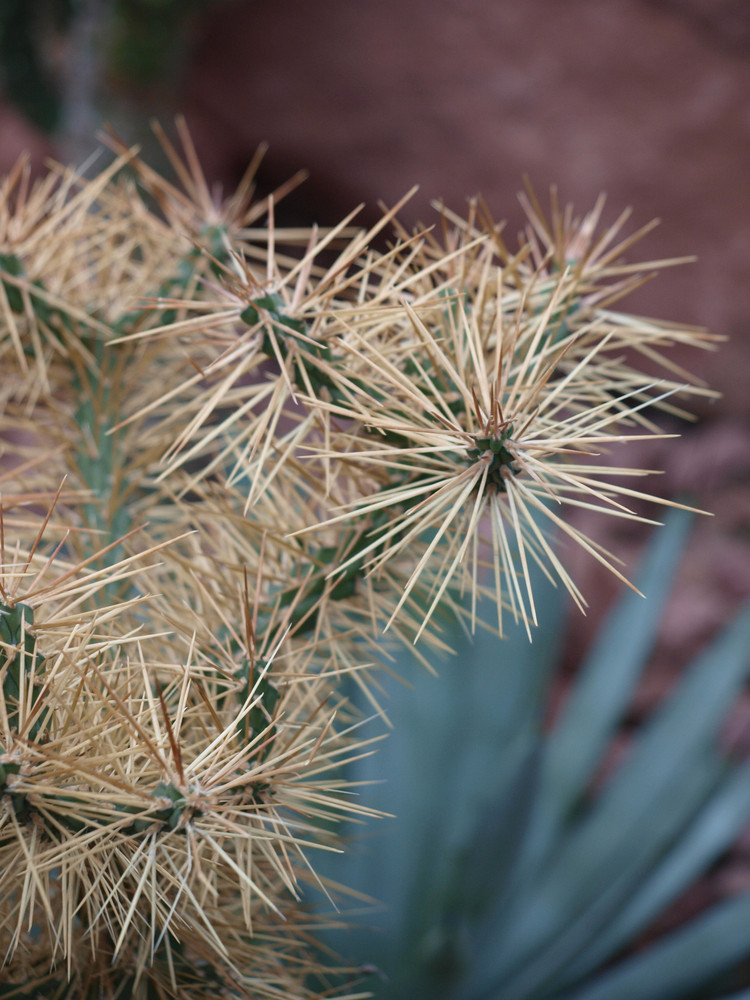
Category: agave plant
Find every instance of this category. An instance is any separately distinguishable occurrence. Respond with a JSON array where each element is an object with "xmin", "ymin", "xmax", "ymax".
[{"xmin": 311, "ymin": 510, "xmax": 750, "ymax": 1000}]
